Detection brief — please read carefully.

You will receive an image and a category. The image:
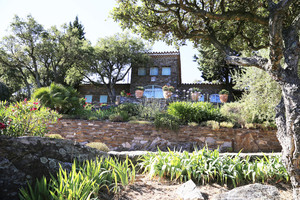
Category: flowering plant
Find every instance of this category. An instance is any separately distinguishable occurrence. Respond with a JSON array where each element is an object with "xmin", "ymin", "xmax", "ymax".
[
  {"xmin": 121, "ymin": 90, "xmax": 131, "ymax": 97},
  {"xmin": 0, "ymin": 99, "xmax": 61, "ymax": 137}
]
